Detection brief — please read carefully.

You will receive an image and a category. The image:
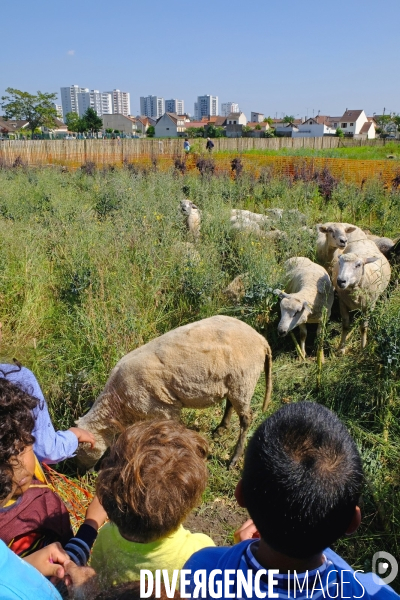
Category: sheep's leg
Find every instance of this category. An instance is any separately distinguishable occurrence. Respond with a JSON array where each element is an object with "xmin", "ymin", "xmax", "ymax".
[
  {"xmin": 339, "ymin": 301, "xmax": 351, "ymax": 355},
  {"xmin": 298, "ymin": 323, "xmax": 307, "ymax": 359},
  {"xmin": 229, "ymin": 411, "xmax": 251, "ymax": 469},
  {"xmin": 360, "ymin": 318, "xmax": 369, "ymax": 349},
  {"xmin": 213, "ymin": 399, "xmax": 234, "ymax": 436}
]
